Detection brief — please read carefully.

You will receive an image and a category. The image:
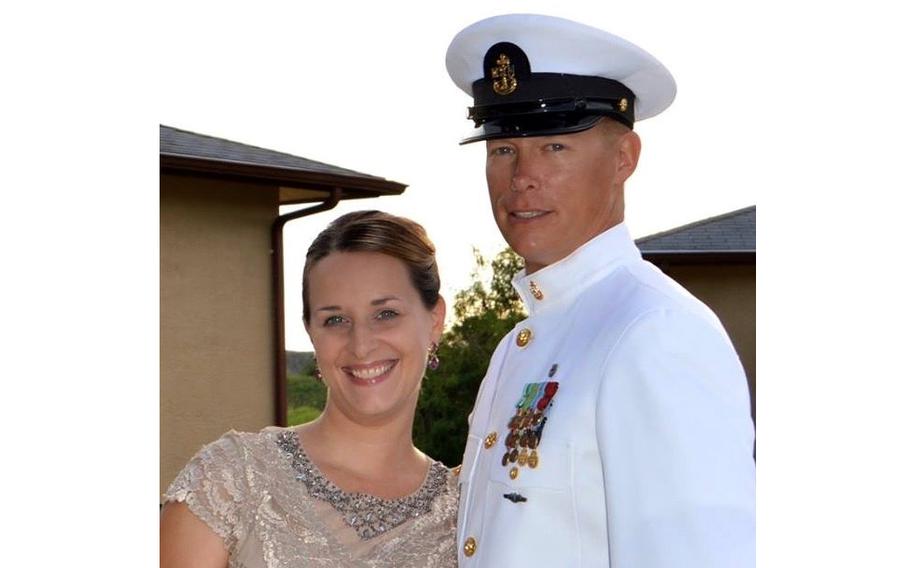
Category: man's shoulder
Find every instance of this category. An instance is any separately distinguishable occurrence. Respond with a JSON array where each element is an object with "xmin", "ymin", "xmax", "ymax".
[
  {"xmin": 569, "ymin": 259, "xmax": 729, "ymax": 354},
  {"xmin": 591, "ymin": 259, "xmax": 720, "ymax": 325}
]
